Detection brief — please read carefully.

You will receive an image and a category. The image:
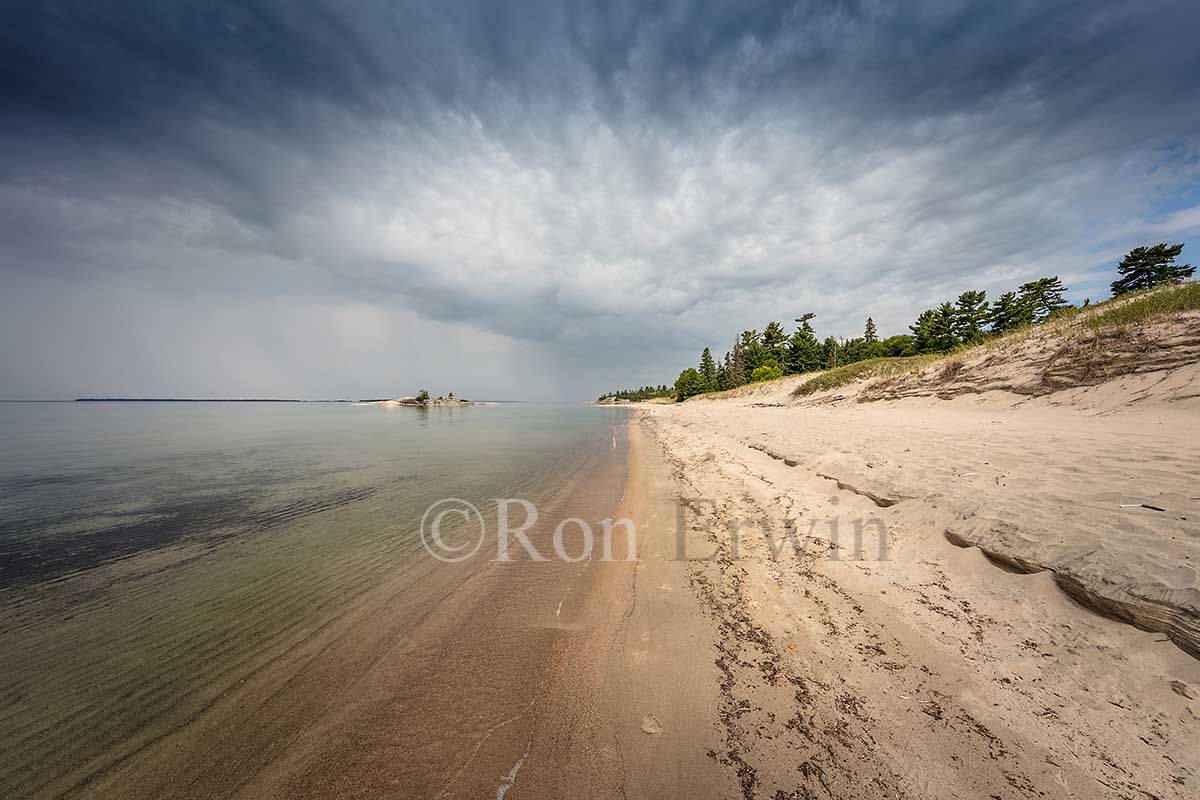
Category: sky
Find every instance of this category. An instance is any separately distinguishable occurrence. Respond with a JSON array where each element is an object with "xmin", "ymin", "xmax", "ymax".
[{"xmin": 2, "ymin": 1, "xmax": 1199, "ymax": 401}]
